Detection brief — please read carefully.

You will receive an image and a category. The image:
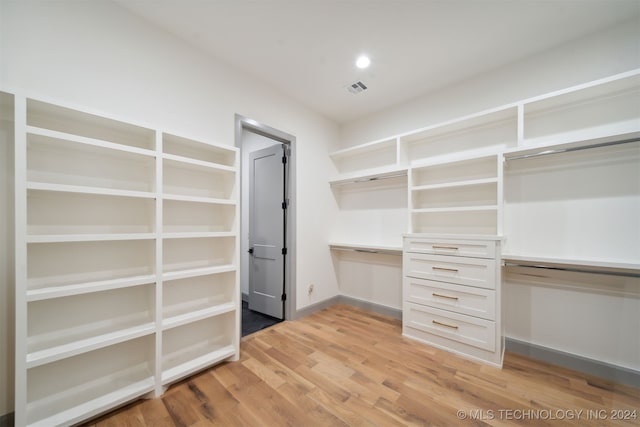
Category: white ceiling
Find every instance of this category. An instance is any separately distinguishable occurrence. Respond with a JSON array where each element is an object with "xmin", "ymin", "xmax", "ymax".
[{"xmin": 117, "ymin": 0, "xmax": 640, "ymax": 124}]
